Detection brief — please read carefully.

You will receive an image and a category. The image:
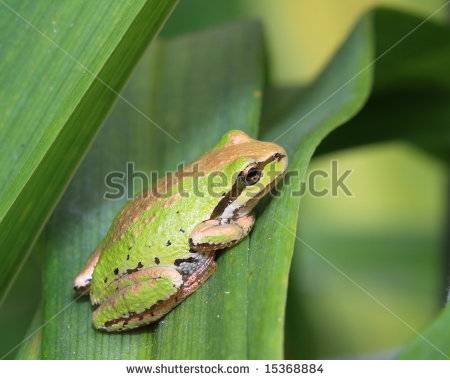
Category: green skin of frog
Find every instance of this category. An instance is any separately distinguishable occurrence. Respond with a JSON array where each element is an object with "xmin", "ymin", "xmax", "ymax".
[{"xmin": 74, "ymin": 130, "xmax": 288, "ymax": 332}]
